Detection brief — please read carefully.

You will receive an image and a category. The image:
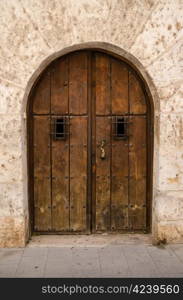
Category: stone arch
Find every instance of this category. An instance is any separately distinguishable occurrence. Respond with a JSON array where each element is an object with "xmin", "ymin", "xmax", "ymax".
[{"xmin": 24, "ymin": 42, "xmax": 160, "ymax": 240}]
